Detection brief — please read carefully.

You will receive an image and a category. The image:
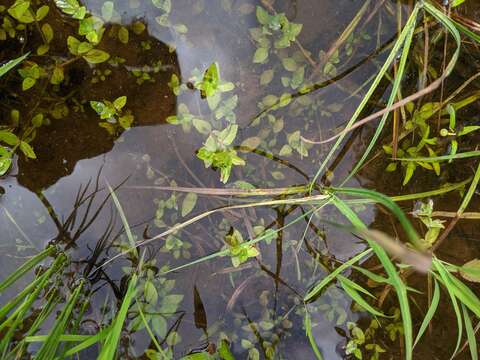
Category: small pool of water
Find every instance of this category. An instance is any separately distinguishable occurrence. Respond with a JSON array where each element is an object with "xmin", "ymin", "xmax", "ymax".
[{"xmin": 1, "ymin": 0, "xmax": 480, "ymax": 359}]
